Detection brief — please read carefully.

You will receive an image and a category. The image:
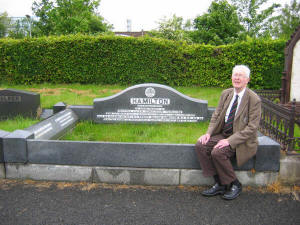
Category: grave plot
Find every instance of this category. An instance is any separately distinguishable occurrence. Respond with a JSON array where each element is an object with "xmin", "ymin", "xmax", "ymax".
[{"xmin": 0, "ymin": 83, "xmax": 281, "ymax": 185}]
